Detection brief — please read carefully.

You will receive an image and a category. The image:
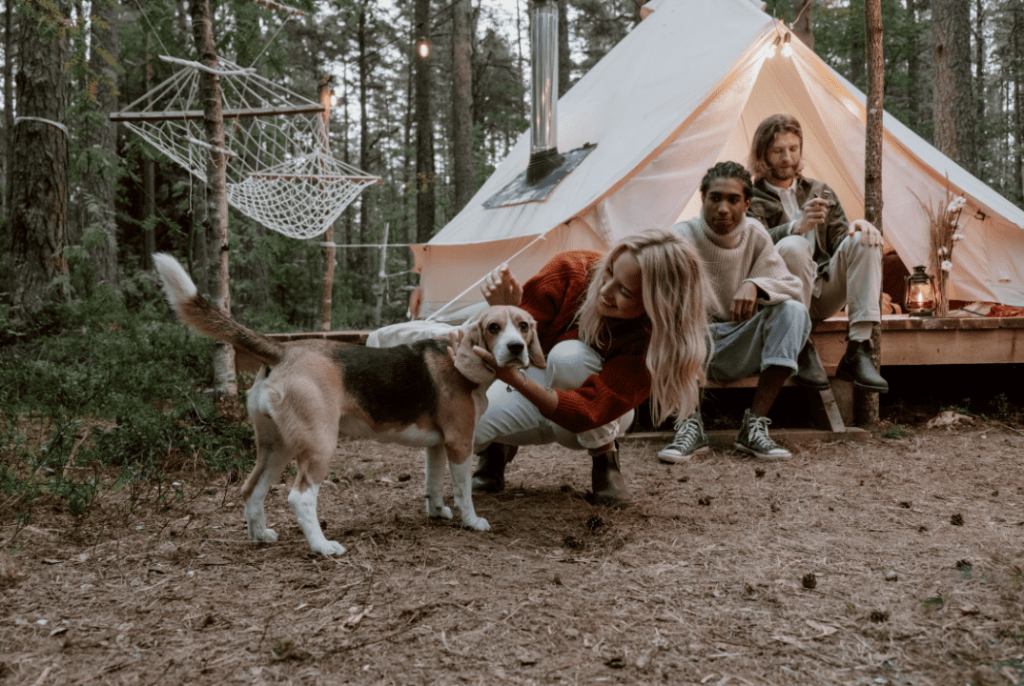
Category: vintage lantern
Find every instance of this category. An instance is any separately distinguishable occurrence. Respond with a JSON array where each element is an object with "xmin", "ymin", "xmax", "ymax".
[{"xmin": 904, "ymin": 265, "xmax": 937, "ymax": 316}]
